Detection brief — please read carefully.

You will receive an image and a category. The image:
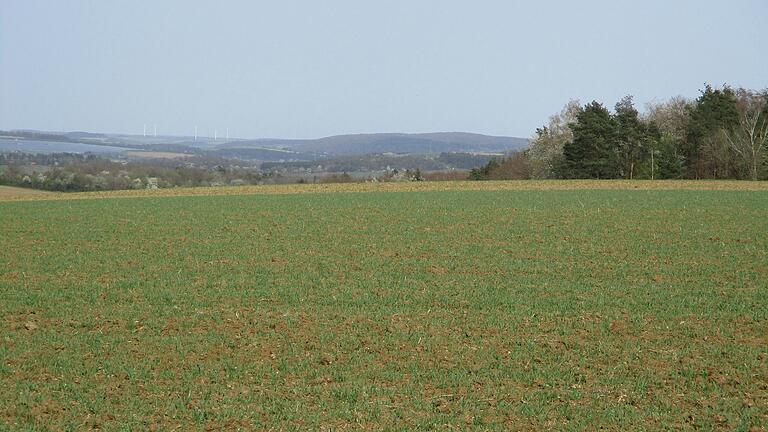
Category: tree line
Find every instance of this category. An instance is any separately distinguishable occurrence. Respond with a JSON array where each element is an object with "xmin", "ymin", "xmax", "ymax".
[
  {"xmin": 474, "ymin": 84, "xmax": 767, "ymax": 181},
  {"xmin": 0, "ymin": 153, "xmax": 431, "ymax": 191},
  {"xmin": 0, "ymin": 153, "xmax": 274, "ymax": 191}
]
